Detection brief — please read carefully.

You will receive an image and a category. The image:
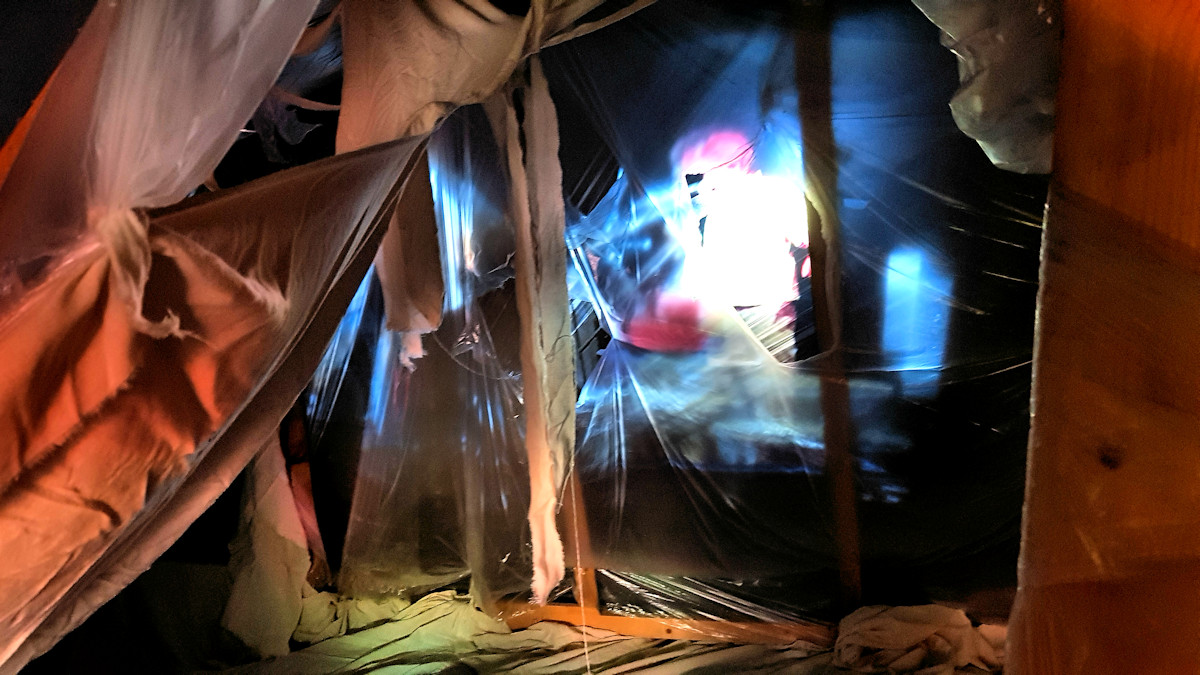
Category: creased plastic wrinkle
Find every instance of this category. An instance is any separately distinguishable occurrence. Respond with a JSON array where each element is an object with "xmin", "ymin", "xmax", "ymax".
[
  {"xmin": 489, "ymin": 58, "xmax": 574, "ymax": 607},
  {"xmin": 92, "ymin": 207, "xmax": 181, "ymax": 338},
  {"xmin": 313, "ymin": 0, "xmax": 643, "ymax": 614},
  {"xmin": 321, "ymin": 0, "xmax": 1046, "ymax": 631}
]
